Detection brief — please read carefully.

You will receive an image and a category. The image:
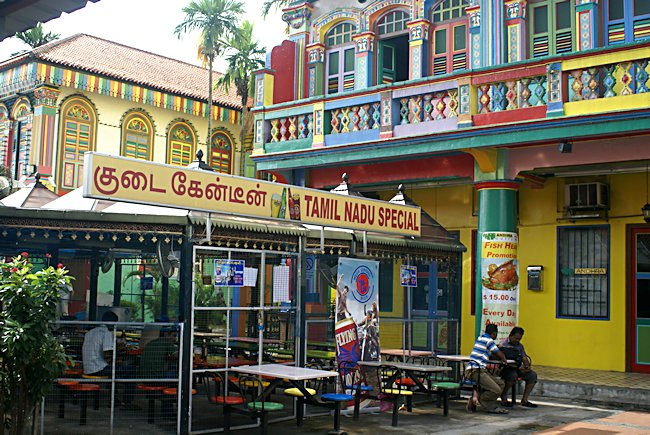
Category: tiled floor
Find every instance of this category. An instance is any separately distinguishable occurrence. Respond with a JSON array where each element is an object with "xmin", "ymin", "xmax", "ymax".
[{"xmin": 536, "ymin": 366, "xmax": 650, "ymax": 390}]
